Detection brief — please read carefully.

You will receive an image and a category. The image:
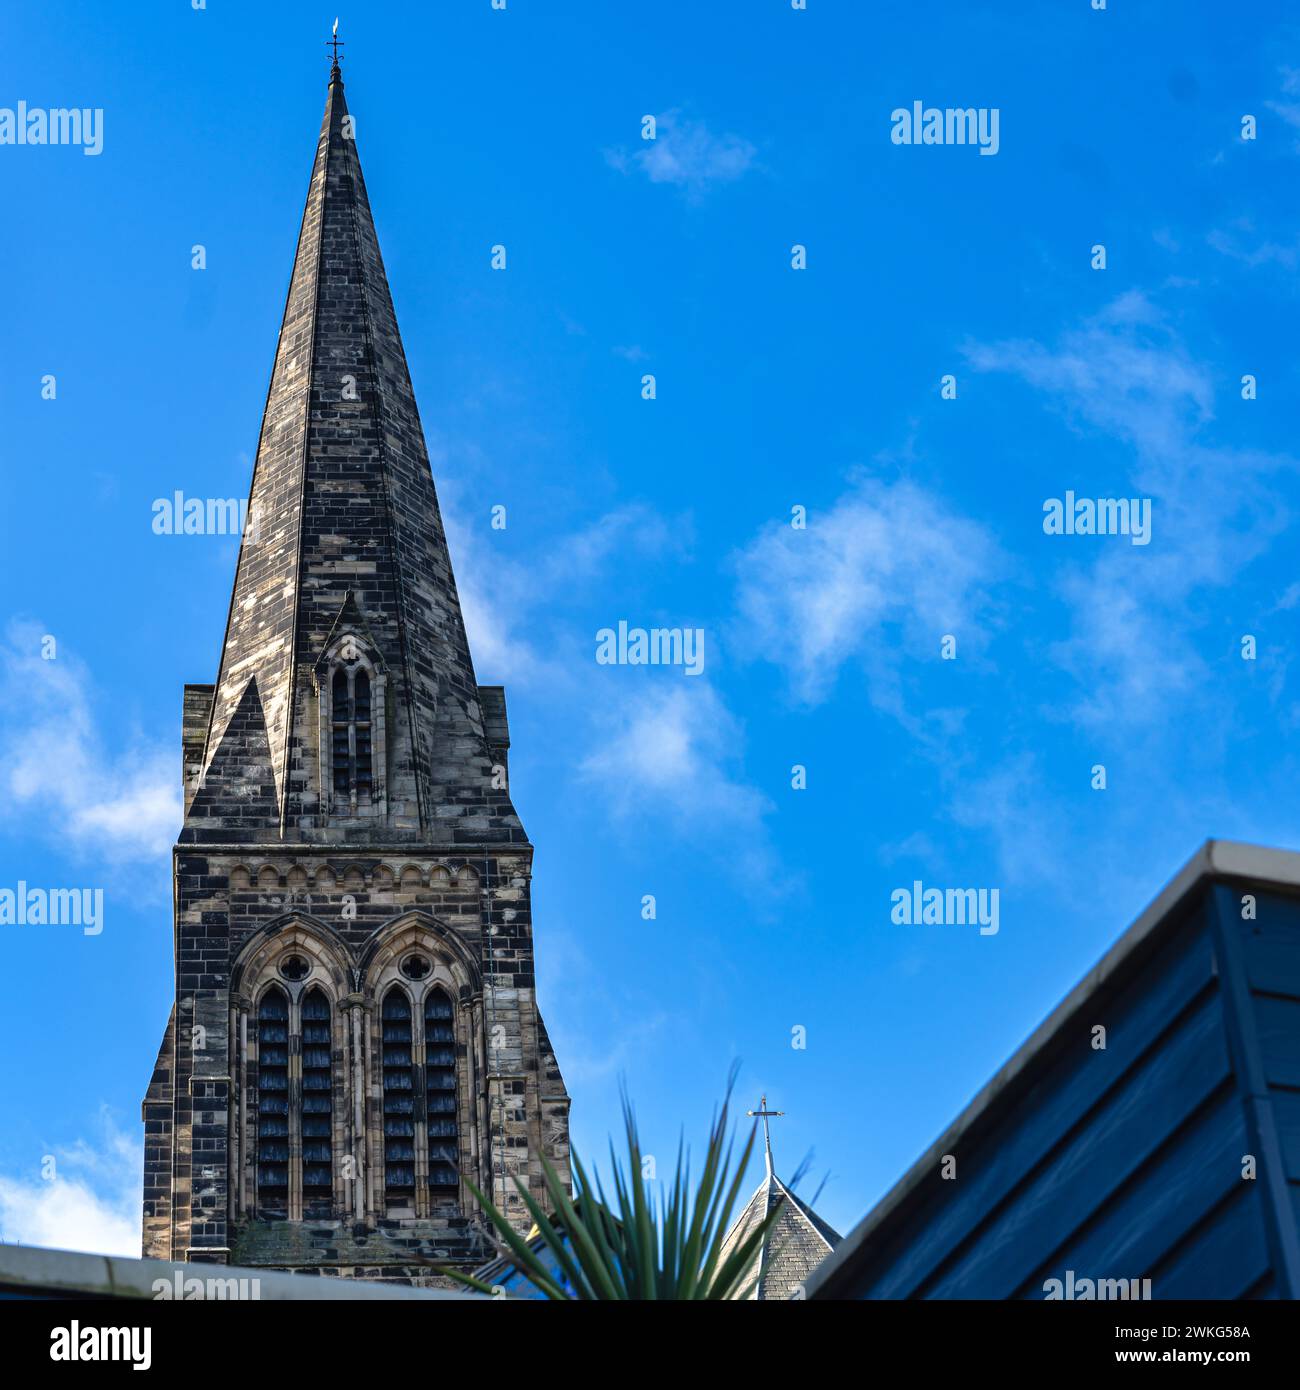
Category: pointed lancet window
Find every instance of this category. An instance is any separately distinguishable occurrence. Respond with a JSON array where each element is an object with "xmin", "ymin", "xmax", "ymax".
[
  {"xmin": 328, "ymin": 646, "xmax": 375, "ymax": 810},
  {"xmin": 256, "ymin": 985, "xmax": 290, "ymax": 1214},
  {"xmin": 331, "ymin": 668, "xmax": 350, "ymax": 796},
  {"xmin": 301, "ymin": 986, "xmax": 333, "ymax": 1215},
  {"xmin": 381, "ymin": 986, "xmax": 416, "ymax": 1203},
  {"xmin": 355, "ymin": 669, "xmax": 373, "ymax": 797},
  {"xmin": 424, "ymin": 987, "xmax": 459, "ymax": 1191}
]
